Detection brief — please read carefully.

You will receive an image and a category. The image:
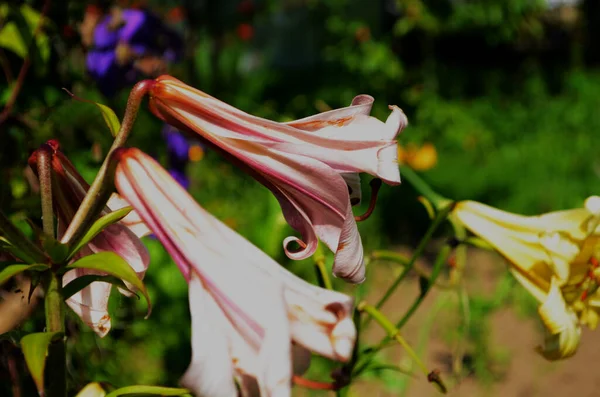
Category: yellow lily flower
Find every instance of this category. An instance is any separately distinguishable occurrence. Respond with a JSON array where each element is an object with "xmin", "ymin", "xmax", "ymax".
[{"xmin": 452, "ymin": 196, "xmax": 600, "ymax": 360}]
